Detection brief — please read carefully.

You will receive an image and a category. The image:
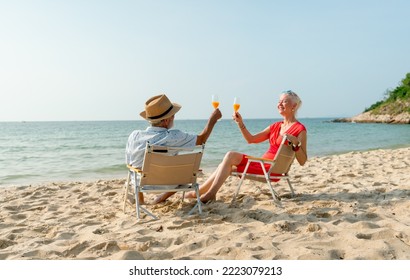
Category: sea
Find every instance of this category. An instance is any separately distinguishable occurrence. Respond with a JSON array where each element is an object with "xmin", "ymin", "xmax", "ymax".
[{"xmin": 1, "ymin": 118, "xmax": 409, "ymax": 187}]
